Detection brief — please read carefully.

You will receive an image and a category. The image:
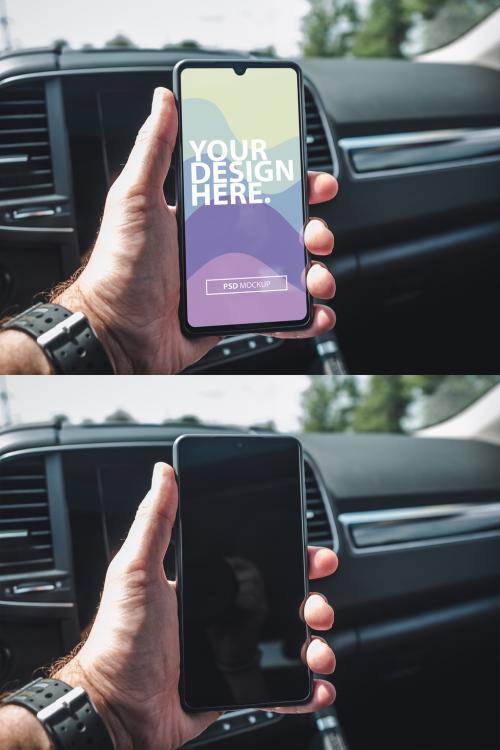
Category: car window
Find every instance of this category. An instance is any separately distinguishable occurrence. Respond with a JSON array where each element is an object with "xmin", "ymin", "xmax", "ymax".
[
  {"xmin": 5, "ymin": 0, "xmax": 500, "ymax": 61},
  {"xmin": 2, "ymin": 375, "xmax": 499, "ymax": 433}
]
